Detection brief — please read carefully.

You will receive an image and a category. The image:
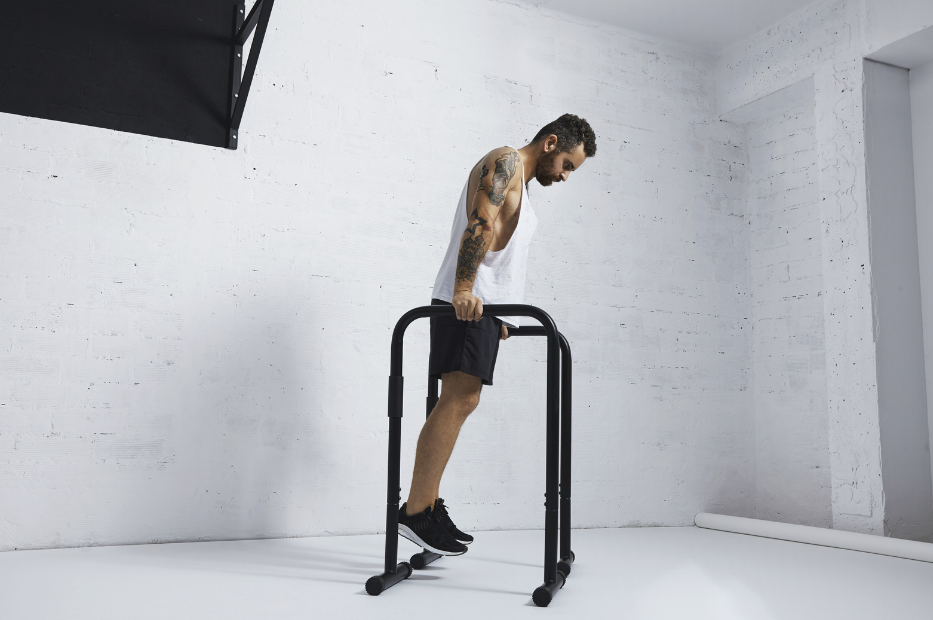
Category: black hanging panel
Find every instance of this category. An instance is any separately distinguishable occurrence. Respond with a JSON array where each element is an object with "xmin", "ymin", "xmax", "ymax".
[{"xmin": 0, "ymin": 1, "xmax": 236, "ymax": 148}]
